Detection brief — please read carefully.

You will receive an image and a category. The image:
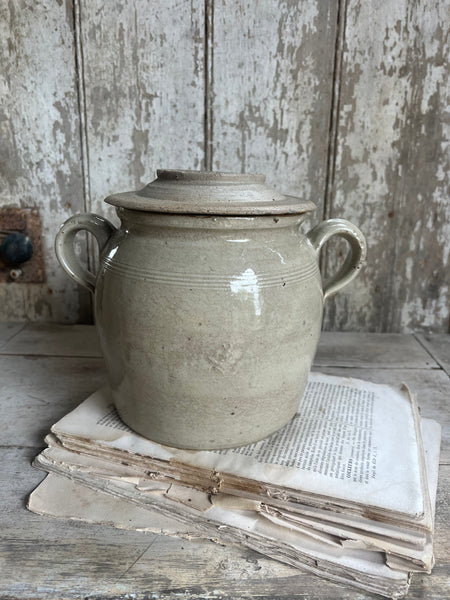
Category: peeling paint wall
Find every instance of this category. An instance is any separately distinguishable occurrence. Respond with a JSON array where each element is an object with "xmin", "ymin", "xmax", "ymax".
[
  {"xmin": 1, "ymin": 0, "xmax": 448, "ymax": 331},
  {"xmin": 80, "ymin": 0, "xmax": 205, "ymax": 222},
  {"xmin": 322, "ymin": 0, "xmax": 449, "ymax": 333},
  {"xmin": 0, "ymin": 0, "xmax": 90, "ymax": 322},
  {"xmin": 212, "ymin": 0, "xmax": 337, "ymax": 224}
]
